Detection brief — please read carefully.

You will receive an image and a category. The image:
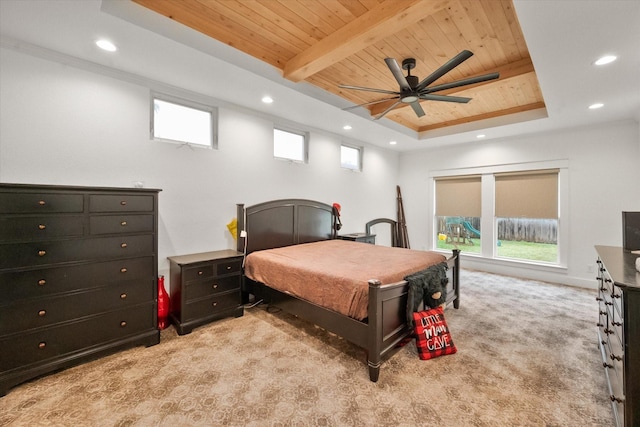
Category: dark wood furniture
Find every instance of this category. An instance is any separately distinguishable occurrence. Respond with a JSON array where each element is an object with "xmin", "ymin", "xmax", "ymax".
[
  {"xmin": 0, "ymin": 183, "xmax": 161, "ymax": 396},
  {"xmin": 237, "ymin": 198, "xmax": 460, "ymax": 382},
  {"xmin": 595, "ymin": 245, "xmax": 640, "ymax": 427},
  {"xmin": 168, "ymin": 250, "xmax": 243, "ymax": 335},
  {"xmin": 366, "ymin": 218, "xmax": 399, "ymax": 247},
  {"xmin": 338, "ymin": 233, "xmax": 376, "ymax": 244}
]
